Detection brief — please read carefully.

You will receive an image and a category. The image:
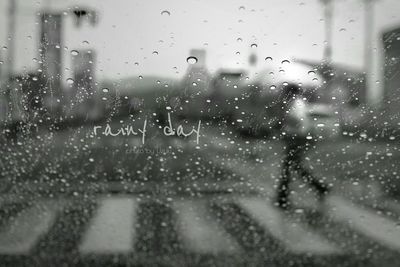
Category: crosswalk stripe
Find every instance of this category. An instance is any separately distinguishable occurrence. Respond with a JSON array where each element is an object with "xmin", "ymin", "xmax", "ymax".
[
  {"xmin": 0, "ymin": 201, "xmax": 60, "ymax": 254},
  {"xmin": 328, "ymin": 196, "xmax": 400, "ymax": 251},
  {"xmin": 79, "ymin": 197, "xmax": 137, "ymax": 254},
  {"xmin": 174, "ymin": 200, "xmax": 240, "ymax": 254},
  {"xmin": 238, "ymin": 198, "xmax": 340, "ymax": 254}
]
